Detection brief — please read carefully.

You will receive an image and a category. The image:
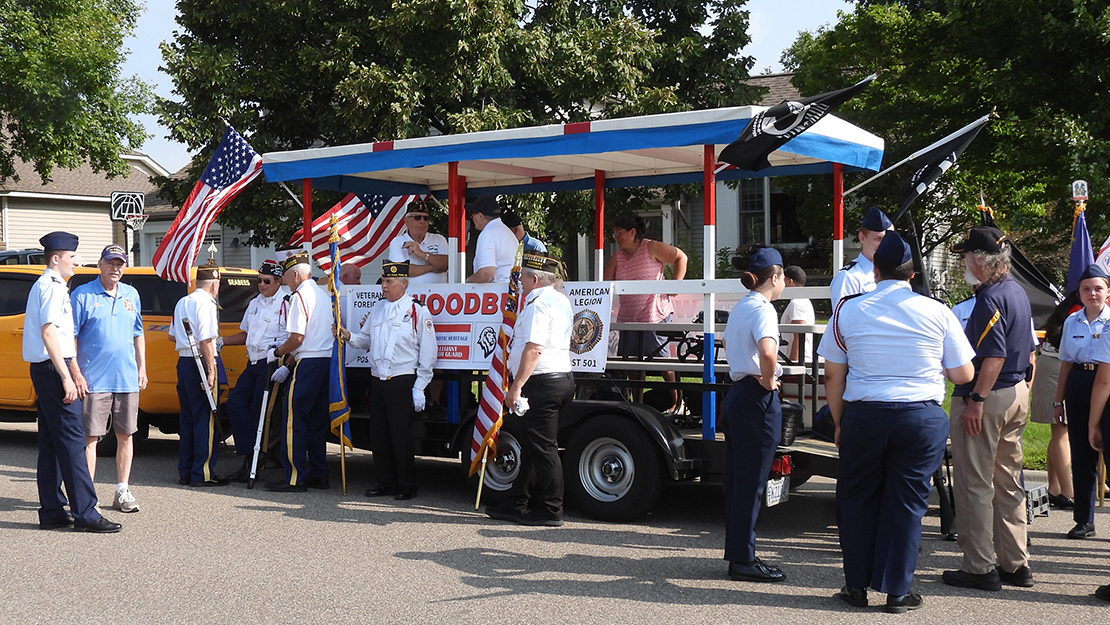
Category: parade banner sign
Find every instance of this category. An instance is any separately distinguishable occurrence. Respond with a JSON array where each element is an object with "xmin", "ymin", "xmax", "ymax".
[{"xmin": 344, "ymin": 282, "xmax": 612, "ymax": 372}]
